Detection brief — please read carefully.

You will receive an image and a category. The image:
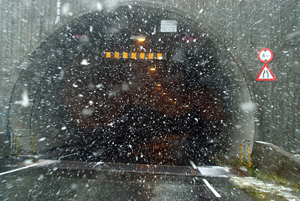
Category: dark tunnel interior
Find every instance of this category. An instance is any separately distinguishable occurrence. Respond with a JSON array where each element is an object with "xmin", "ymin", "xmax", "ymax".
[{"xmin": 9, "ymin": 6, "xmax": 250, "ymax": 166}]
